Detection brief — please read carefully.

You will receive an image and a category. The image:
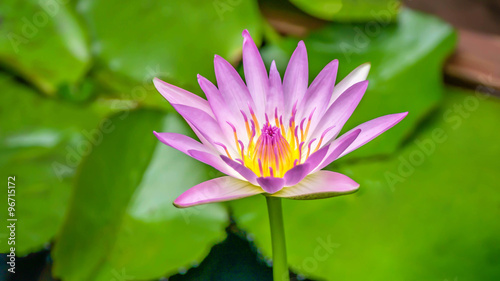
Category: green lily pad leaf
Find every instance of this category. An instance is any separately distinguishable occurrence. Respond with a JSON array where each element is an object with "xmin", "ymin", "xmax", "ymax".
[
  {"xmin": 77, "ymin": 0, "xmax": 263, "ymax": 108},
  {"xmin": 261, "ymin": 8, "xmax": 457, "ymax": 159},
  {"xmin": 0, "ymin": 73, "xmax": 107, "ymax": 255},
  {"xmin": 231, "ymin": 87, "xmax": 500, "ymax": 280},
  {"xmin": 289, "ymin": 0, "xmax": 400, "ymax": 22},
  {"xmin": 52, "ymin": 110, "xmax": 228, "ymax": 281},
  {"xmin": 0, "ymin": 0, "xmax": 91, "ymax": 95}
]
